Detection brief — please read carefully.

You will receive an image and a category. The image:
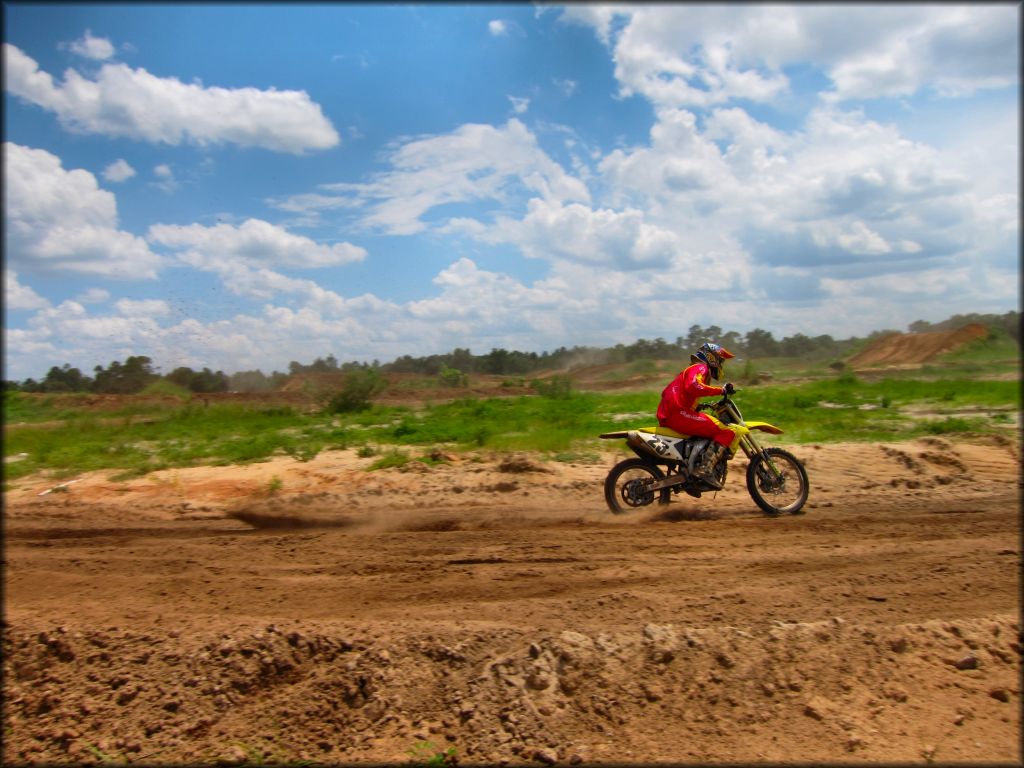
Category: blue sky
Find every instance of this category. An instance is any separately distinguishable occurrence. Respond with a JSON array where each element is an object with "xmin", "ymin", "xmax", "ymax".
[{"xmin": 4, "ymin": 3, "xmax": 1019, "ymax": 381}]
